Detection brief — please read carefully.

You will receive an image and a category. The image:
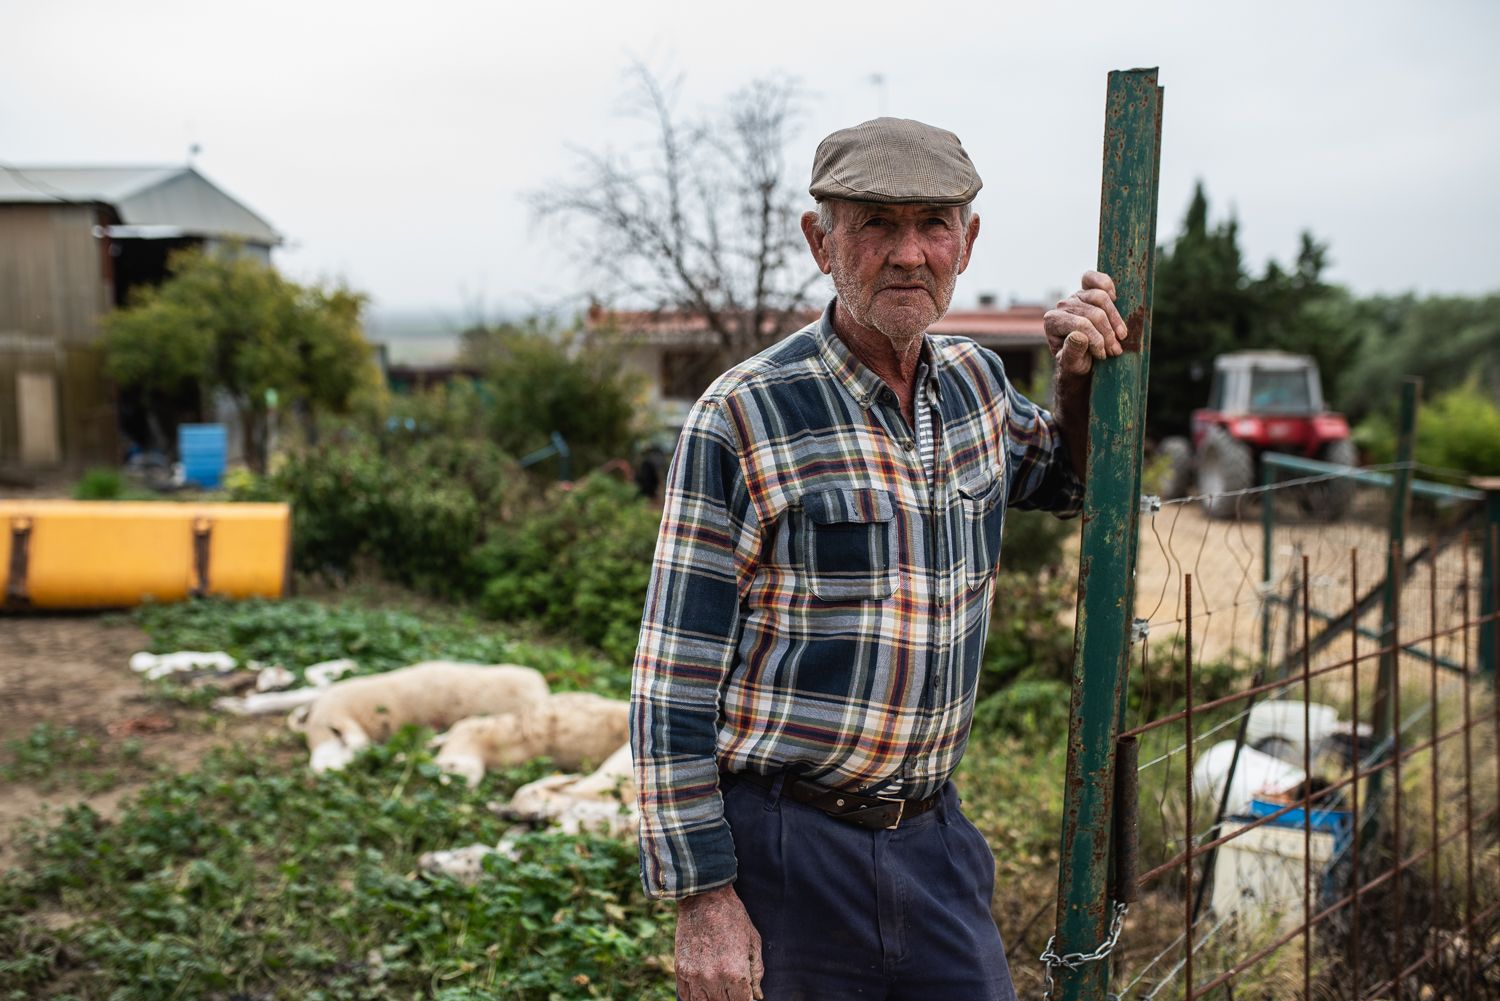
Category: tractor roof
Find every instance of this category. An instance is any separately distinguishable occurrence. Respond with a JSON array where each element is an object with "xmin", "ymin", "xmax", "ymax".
[{"xmin": 1214, "ymin": 351, "xmax": 1315, "ymax": 371}]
